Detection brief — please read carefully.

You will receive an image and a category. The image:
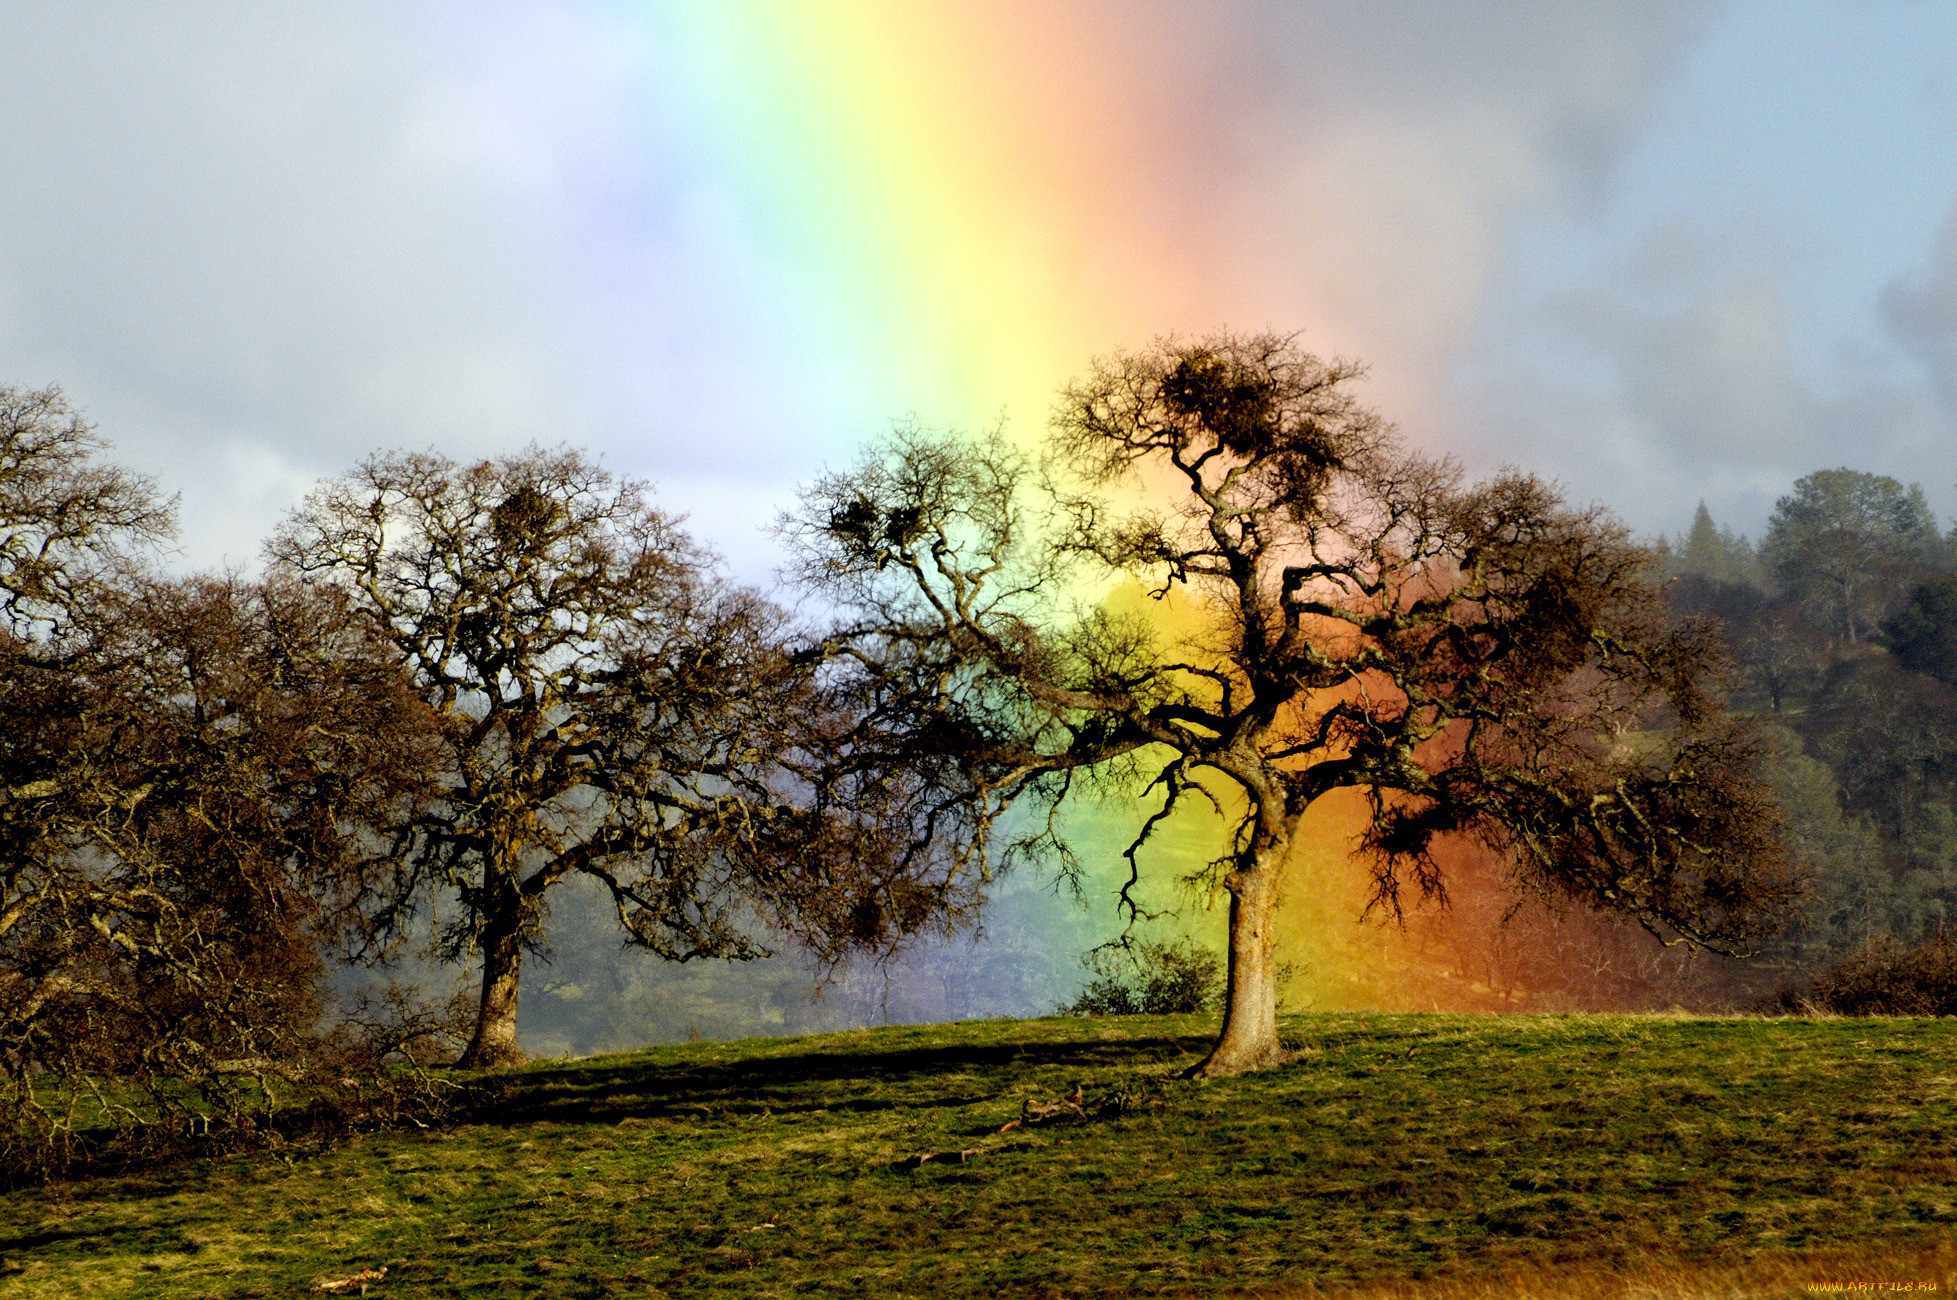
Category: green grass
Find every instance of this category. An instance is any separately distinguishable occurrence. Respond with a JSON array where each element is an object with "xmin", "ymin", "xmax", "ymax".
[{"xmin": 4, "ymin": 1013, "xmax": 1957, "ymax": 1297}]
